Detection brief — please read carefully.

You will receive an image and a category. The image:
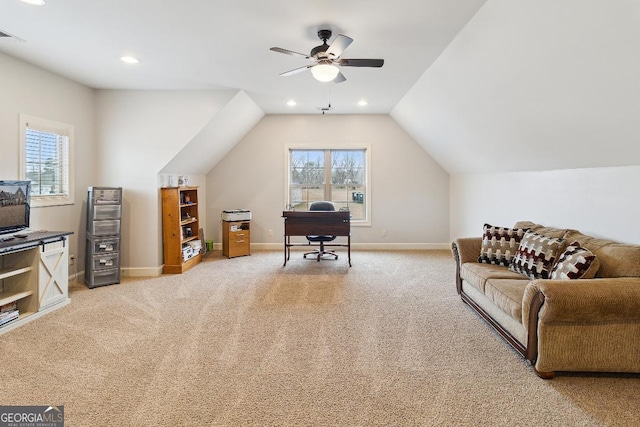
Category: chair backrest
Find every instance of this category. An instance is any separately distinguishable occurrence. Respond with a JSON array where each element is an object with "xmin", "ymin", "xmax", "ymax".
[{"xmin": 309, "ymin": 201, "xmax": 335, "ymax": 212}]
